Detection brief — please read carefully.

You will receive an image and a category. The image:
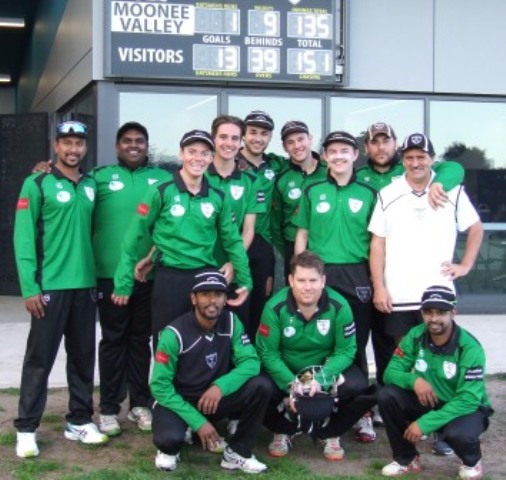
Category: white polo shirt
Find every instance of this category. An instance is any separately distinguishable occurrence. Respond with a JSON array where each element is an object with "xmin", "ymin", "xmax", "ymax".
[{"xmin": 368, "ymin": 173, "xmax": 480, "ymax": 310}]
